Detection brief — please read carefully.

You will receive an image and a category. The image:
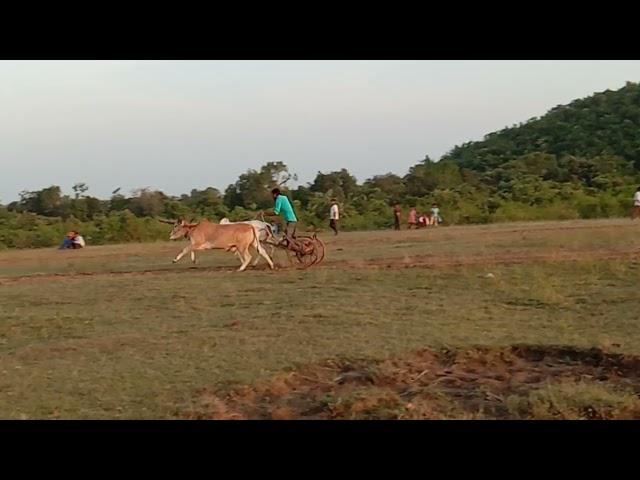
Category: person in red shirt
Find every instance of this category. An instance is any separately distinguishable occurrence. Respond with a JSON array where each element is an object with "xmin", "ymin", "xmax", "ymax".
[
  {"xmin": 407, "ymin": 207, "xmax": 417, "ymax": 229},
  {"xmin": 393, "ymin": 204, "xmax": 401, "ymax": 231}
]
